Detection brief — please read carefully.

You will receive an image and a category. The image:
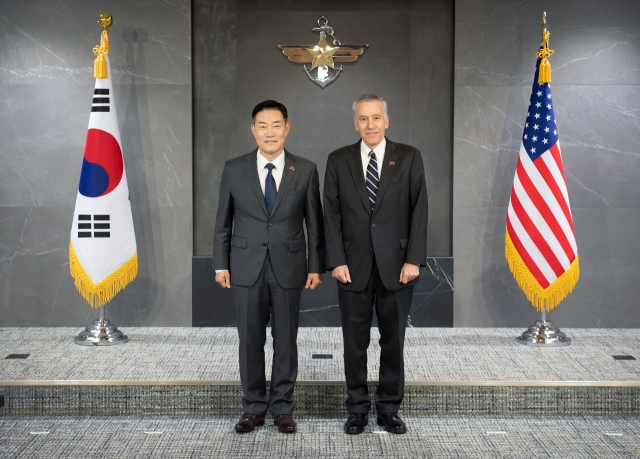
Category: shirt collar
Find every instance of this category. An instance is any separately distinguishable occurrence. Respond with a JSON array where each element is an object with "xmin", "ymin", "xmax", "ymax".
[
  {"xmin": 257, "ymin": 149, "xmax": 285, "ymax": 170},
  {"xmin": 360, "ymin": 138, "xmax": 386, "ymax": 157}
]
